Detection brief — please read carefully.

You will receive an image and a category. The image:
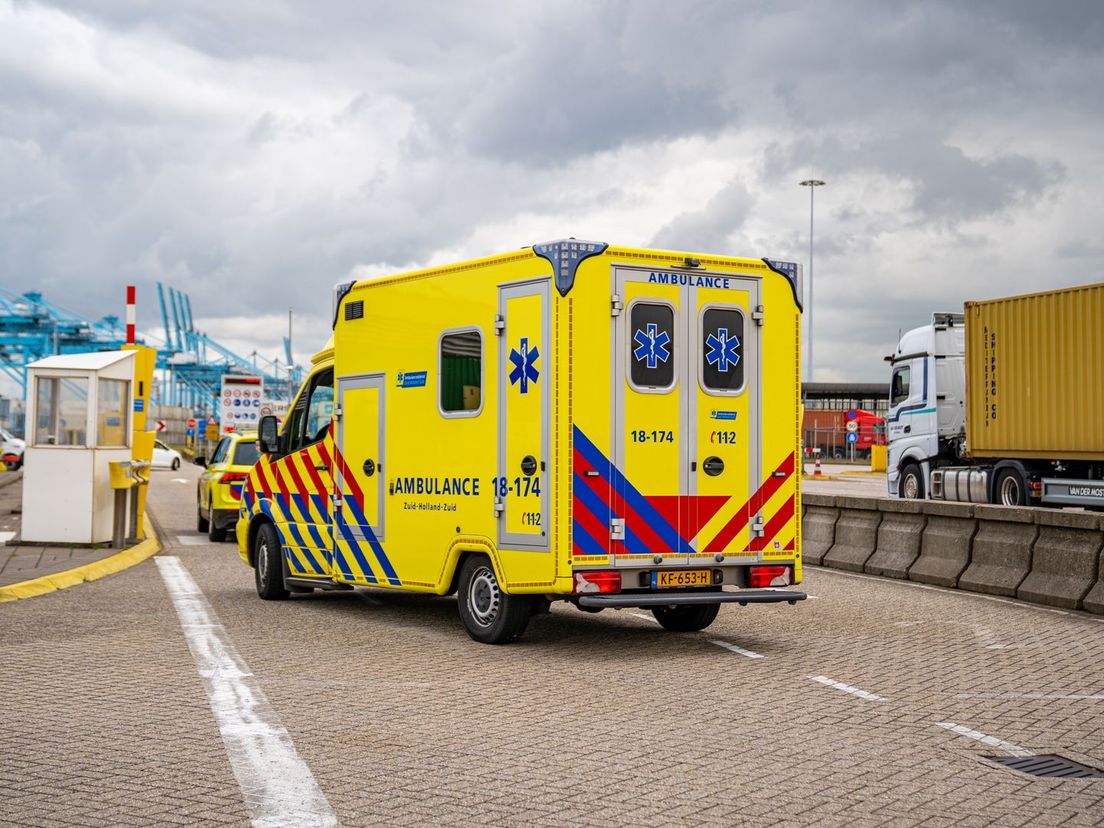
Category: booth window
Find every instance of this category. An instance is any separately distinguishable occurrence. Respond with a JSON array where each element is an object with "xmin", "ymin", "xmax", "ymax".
[
  {"xmin": 440, "ymin": 329, "xmax": 482, "ymax": 416},
  {"xmin": 97, "ymin": 379, "xmax": 129, "ymax": 447},
  {"xmin": 34, "ymin": 376, "xmax": 89, "ymax": 446}
]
